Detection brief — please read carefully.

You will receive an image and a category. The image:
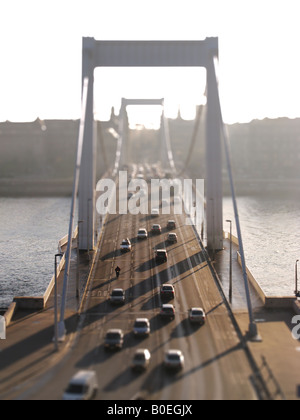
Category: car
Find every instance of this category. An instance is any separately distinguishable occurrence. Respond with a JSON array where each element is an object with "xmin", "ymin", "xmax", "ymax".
[
  {"xmin": 133, "ymin": 318, "xmax": 150, "ymax": 337},
  {"xmin": 167, "ymin": 220, "xmax": 176, "ymax": 230},
  {"xmin": 160, "ymin": 303, "xmax": 175, "ymax": 320},
  {"xmin": 164, "ymin": 349, "xmax": 184, "ymax": 371},
  {"xmin": 167, "ymin": 232, "xmax": 178, "ymax": 244},
  {"xmin": 137, "ymin": 228, "xmax": 148, "ymax": 239},
  {"xmin": 104, "ymin": 329, "xmax": 124, "ymax": 350},
  {"xmin": 155, "ymin": 249, "xmax": 168, "ymax": 262},
  {"xmin": 161, "ymin": 198, "xmax": 170, "ymax": 207},
  {"xmin": 110, "ymin": 288, "xmax": 125, "ymax": 305},
  {"xmin": 151, "ymin": 224, "xmax": 162, "ymax": 234},
  {"xmin": 160, "ymin": 283, "xmax": 175, "ymax": 300},
  {"xmin": 120, "ymin": 238, "xmax": 131, "ymax": 252},
  {"xmin": 131, "ymin": 349, "xmax": 151, "ymax": 371},
  {"xmin": 189, "ymin": 307, "xmax": 206, "ymax": 325},
  {"xmin": 174, "ymin": 196, "xmax": 182, "ymax": 204},
  {"xmin": 63, "ymin": 370, "xmax": 98, "ymax": 400},
  {"xmin": 151, "ymin": 208, "xmax": 159, "ymax": 217}
]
